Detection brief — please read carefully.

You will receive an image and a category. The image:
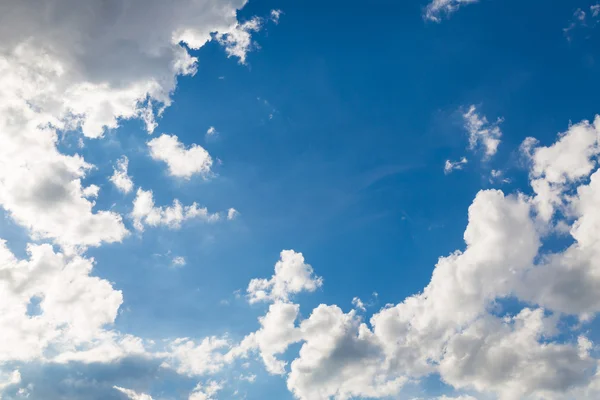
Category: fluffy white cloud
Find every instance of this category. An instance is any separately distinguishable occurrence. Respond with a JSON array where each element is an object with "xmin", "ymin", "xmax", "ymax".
[
  {"xmin": 131, "ymin": 188, "xmax": 221, "ymax": 231},
  {"xmin": 288, "ymin": 305, "xmax": 406, "ymax": 400},
  {"xmin": 233, "ymin": 302, "xmax": 303, "ymax": 374},
  {"xmin": 113, "ymin": 386, "xmax": 154, "ymax": 400},
  {"xmin": 148, "ymin": 134, "xmax": 213, "ymax": 179},
  {"xmin": 0, "ymin": 0, "xmax": 265, "ymax": 250},
  {"xmin": 232, "ymin": 114, "xmax": 600, "ymax": 399},
  {"xmin": 110, "ymin": 156, "xmax": 134, "ymax": 194},
  {"xmin": 463, "ymin": 105, "xmax": 503, "ymax": 158},
  {"xmin": 0, "ymin": 240, "xmax": 122, "ymax": 363},
  {"xmin": 247, "ymin": 250, "xmax": 323, "ymax": 304},
  {"xmin": 188, "ymin": 380, "xmax": 223, "ymax": 400},
  {"xmin": 440, "ymin": 309, "xmax": 594, "ymax": 400},
  {"xmin": 523, "ymin": 117, "xmax": 599, "ymax": 222},
  {"xmin": 216, "ymin": 17, "xmax": 263, "ymax": 64},
  {"xmin": 165, "ymin": 336, "xmax": 231, "ymax": 377},
  {"xmin": 444, "ymin": 157, "xmax": 468, "ymax": 174},
  {"xmin": 424, "ymin": 0, "xmax": 479, "ymax": 22}
]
